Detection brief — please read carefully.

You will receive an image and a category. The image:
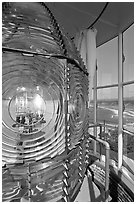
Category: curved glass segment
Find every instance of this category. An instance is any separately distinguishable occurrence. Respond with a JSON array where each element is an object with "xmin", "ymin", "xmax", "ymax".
[
  {"xmin": 68, "ymin": 65, "xmax": 89, "ymax": 148},
  {"xmin": 2, "ymin": 2, "xmax": 61, "ymax": 54},
  {"xmin": 2, "ymin": 54, "xmax": 66, "ymax": 164}
]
